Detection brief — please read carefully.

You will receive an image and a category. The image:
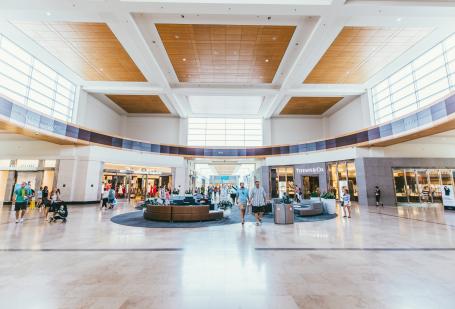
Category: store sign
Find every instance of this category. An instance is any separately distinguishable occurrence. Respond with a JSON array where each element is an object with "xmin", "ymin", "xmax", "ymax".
[
  {"xmin": 441, "ymin": 185, "xmax": 455, "ymax": 207},
  {"xmin": 15, "ymin": 160, "xmax": 39, "ymax": 170},
  {"xmin": 296, "ymin": 167, "xmax": 325, "ymax": 174}
]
